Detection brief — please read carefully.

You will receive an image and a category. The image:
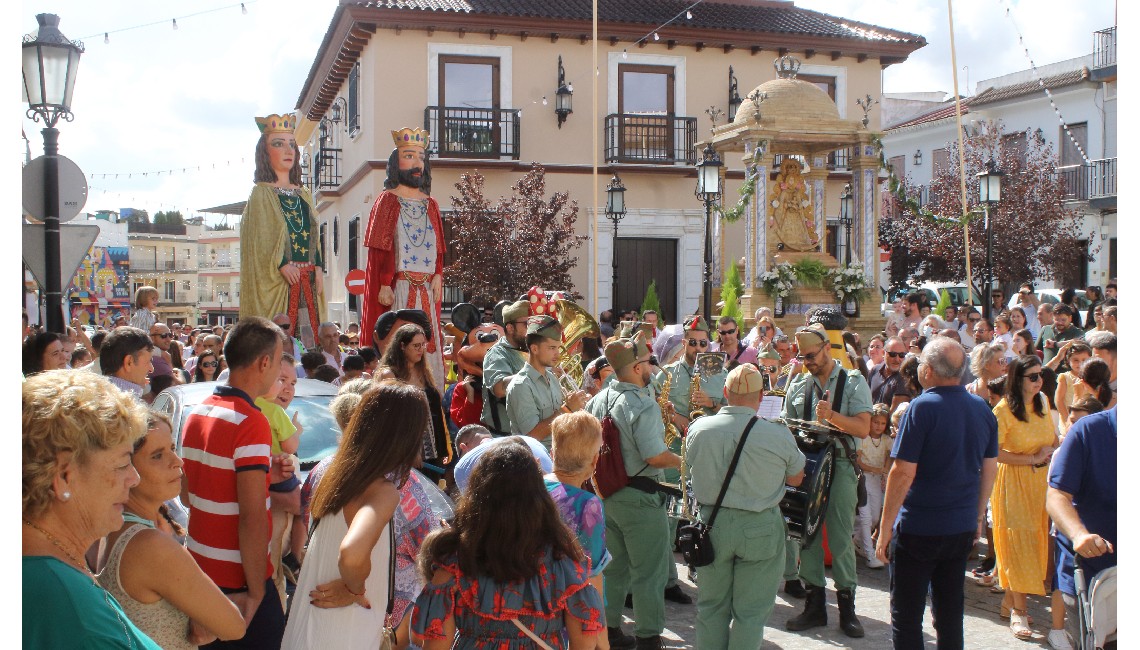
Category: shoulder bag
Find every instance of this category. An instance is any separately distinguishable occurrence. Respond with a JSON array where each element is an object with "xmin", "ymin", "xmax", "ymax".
[{"xmin": 677, "ymin": 416, "xmax": 759, "ymax": 568}]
